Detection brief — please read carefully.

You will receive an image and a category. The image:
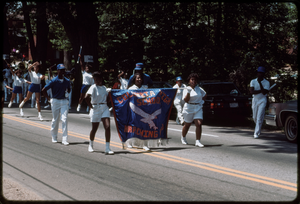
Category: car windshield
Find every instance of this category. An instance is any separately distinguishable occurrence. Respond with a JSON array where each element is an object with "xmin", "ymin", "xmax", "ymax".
[{"xmin": 202, "ymin": 84, "xmax": 239, "ymax": 95}]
